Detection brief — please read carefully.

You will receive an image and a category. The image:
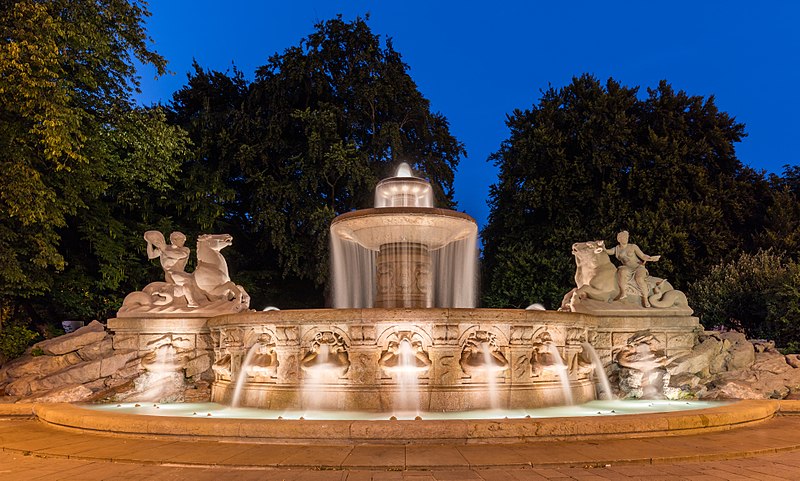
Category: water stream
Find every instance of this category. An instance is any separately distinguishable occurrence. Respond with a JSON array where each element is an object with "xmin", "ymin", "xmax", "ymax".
[
  {"xmin": 481, "ymin": 343, "xmax": 501, "ymax": 409},
  {"xmin": 548, "ymin": 344, "xmax": 574, "ymax": 405},
  {"xmin": 231, "ymin": 344, "xmax": 259, "ymax": 407},
  {"xmin": 393, "ymin": 339, "xmax": 421, "ymax": 415},
  {"xmin": 582, "ymin": 342, "xmax": 614, "ymax": 400}
]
